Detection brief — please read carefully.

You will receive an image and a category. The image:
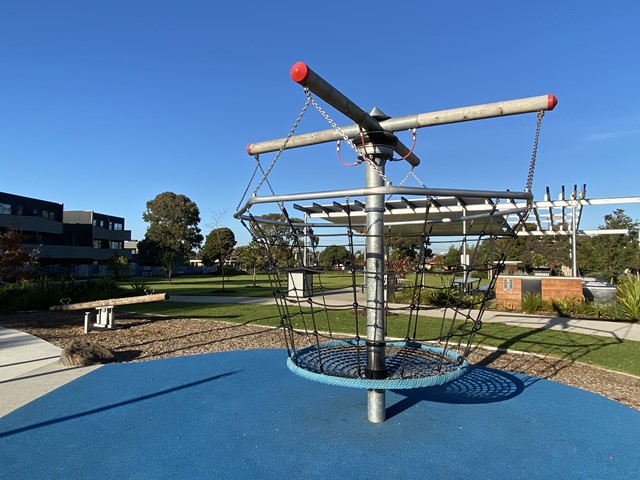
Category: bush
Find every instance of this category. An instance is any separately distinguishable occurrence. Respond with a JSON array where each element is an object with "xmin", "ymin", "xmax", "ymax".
[
  {"xmin": 551, "ymin": 296, "xmax": 581, "ymax": 317},
  {"xmin": 0, "ymin": 276, "xmax": 131, "ymax": 311},
  {"xmin": 521, "ymin": 293, "xmax": 551, "ymax": 314},
  {"xmin": 616, "ymin": 275, "xmax": 640, "ymax": 320},
  {"xmin": 129, "ymin": 281, "xmax": 151, "ymax": 296},
  {"xmin": 599, "ymin": 302, "xmax": 630, "ymax": 321}
]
